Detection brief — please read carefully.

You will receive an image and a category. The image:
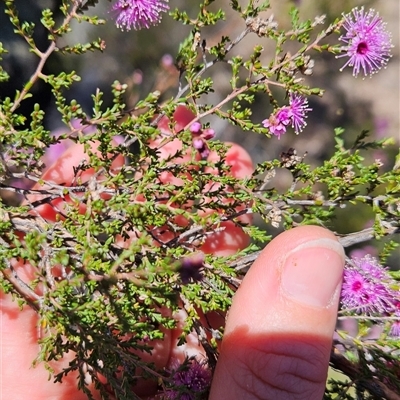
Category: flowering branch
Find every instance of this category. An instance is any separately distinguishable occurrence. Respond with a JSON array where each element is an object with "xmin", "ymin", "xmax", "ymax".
[{"xmin": 0, "ymin": 1, "xmax": 398, "ymax": 399}]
